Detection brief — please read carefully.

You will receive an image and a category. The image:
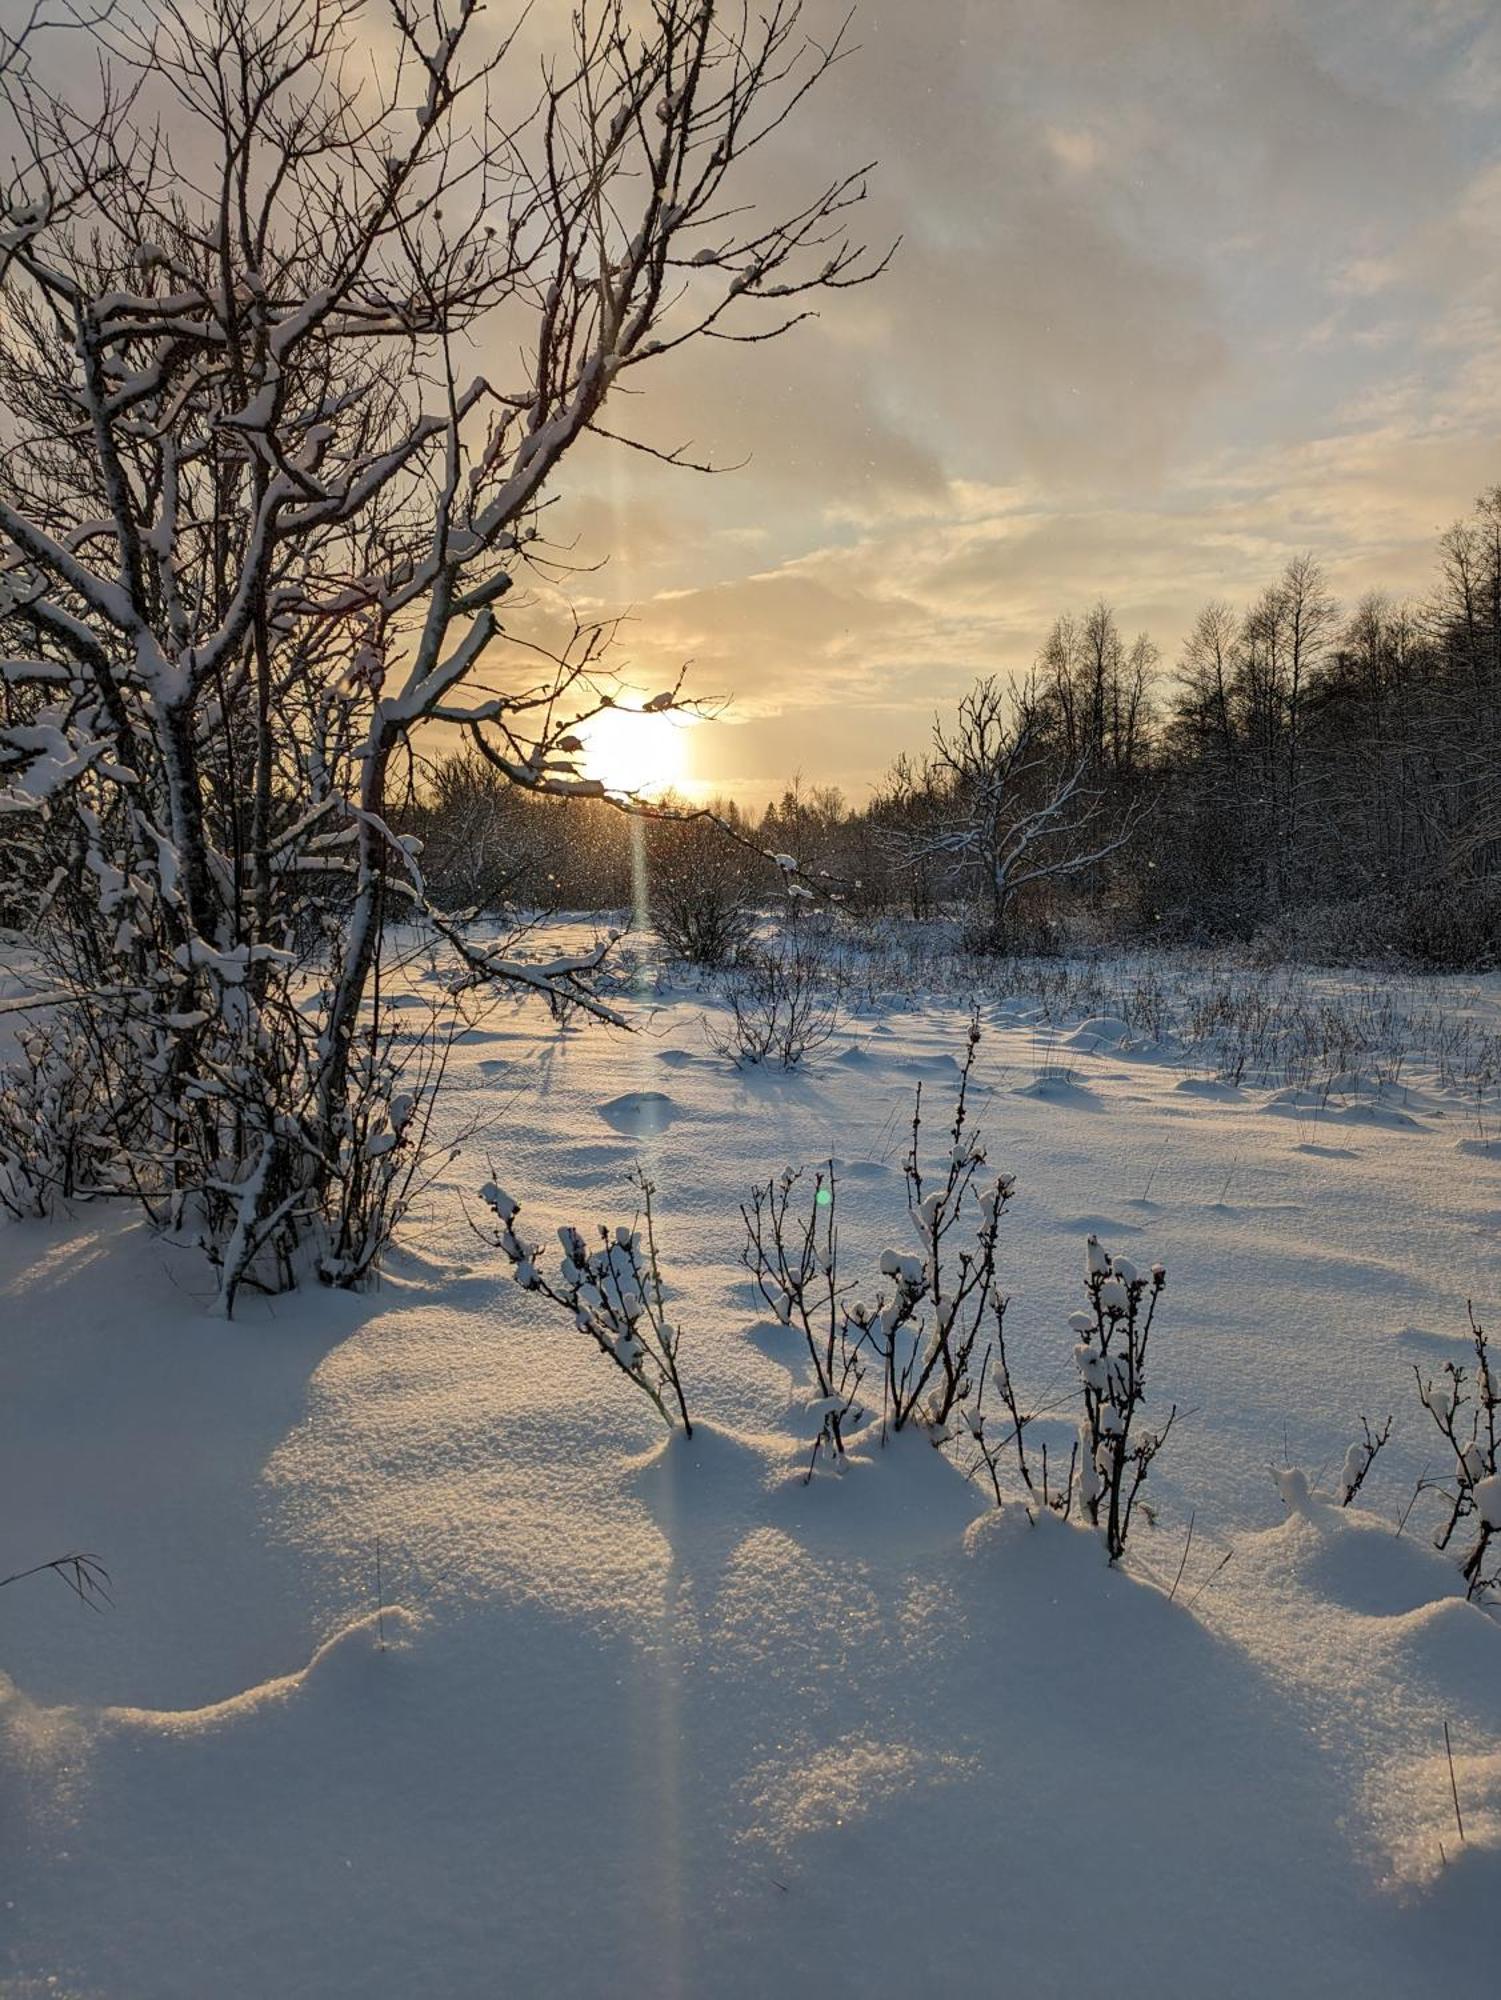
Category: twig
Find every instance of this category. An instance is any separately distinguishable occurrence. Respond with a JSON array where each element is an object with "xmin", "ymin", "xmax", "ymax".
[
  {"xmin": 0, "ymin": 1551, "xmax": 112, "ymax": 1609},
  {"xmin": 1184, "ymin": 1548, "xmax": 1234, "ymax": 1611},
  {"xmin": 1168, "ymin": 1507, "xmax": 1196, "ymax": 1604},
  {"xmin": 1443, "ymin": 1719, "xmax": 1465, "ymax": 1845}
]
